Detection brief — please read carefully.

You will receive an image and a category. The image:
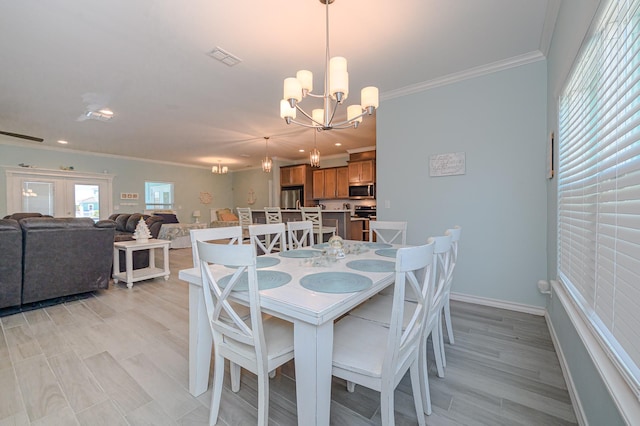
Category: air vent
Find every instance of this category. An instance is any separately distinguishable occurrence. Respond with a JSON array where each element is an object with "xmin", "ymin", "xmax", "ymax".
[{"xmin": 208, "ymin": 47, "xmax": 242, "ymax": 67}]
